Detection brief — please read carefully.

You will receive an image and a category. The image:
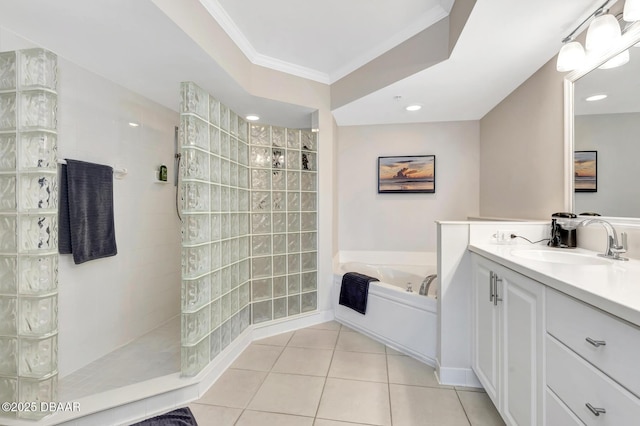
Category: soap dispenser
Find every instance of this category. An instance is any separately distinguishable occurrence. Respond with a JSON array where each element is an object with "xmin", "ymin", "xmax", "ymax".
[
  {"xmin": 548, "ymin": 212, "xmax": 577, "ymax": 248},
  {"xmin": 159, "ymin": 164, "xmax": 168, "ymax": 182}
]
